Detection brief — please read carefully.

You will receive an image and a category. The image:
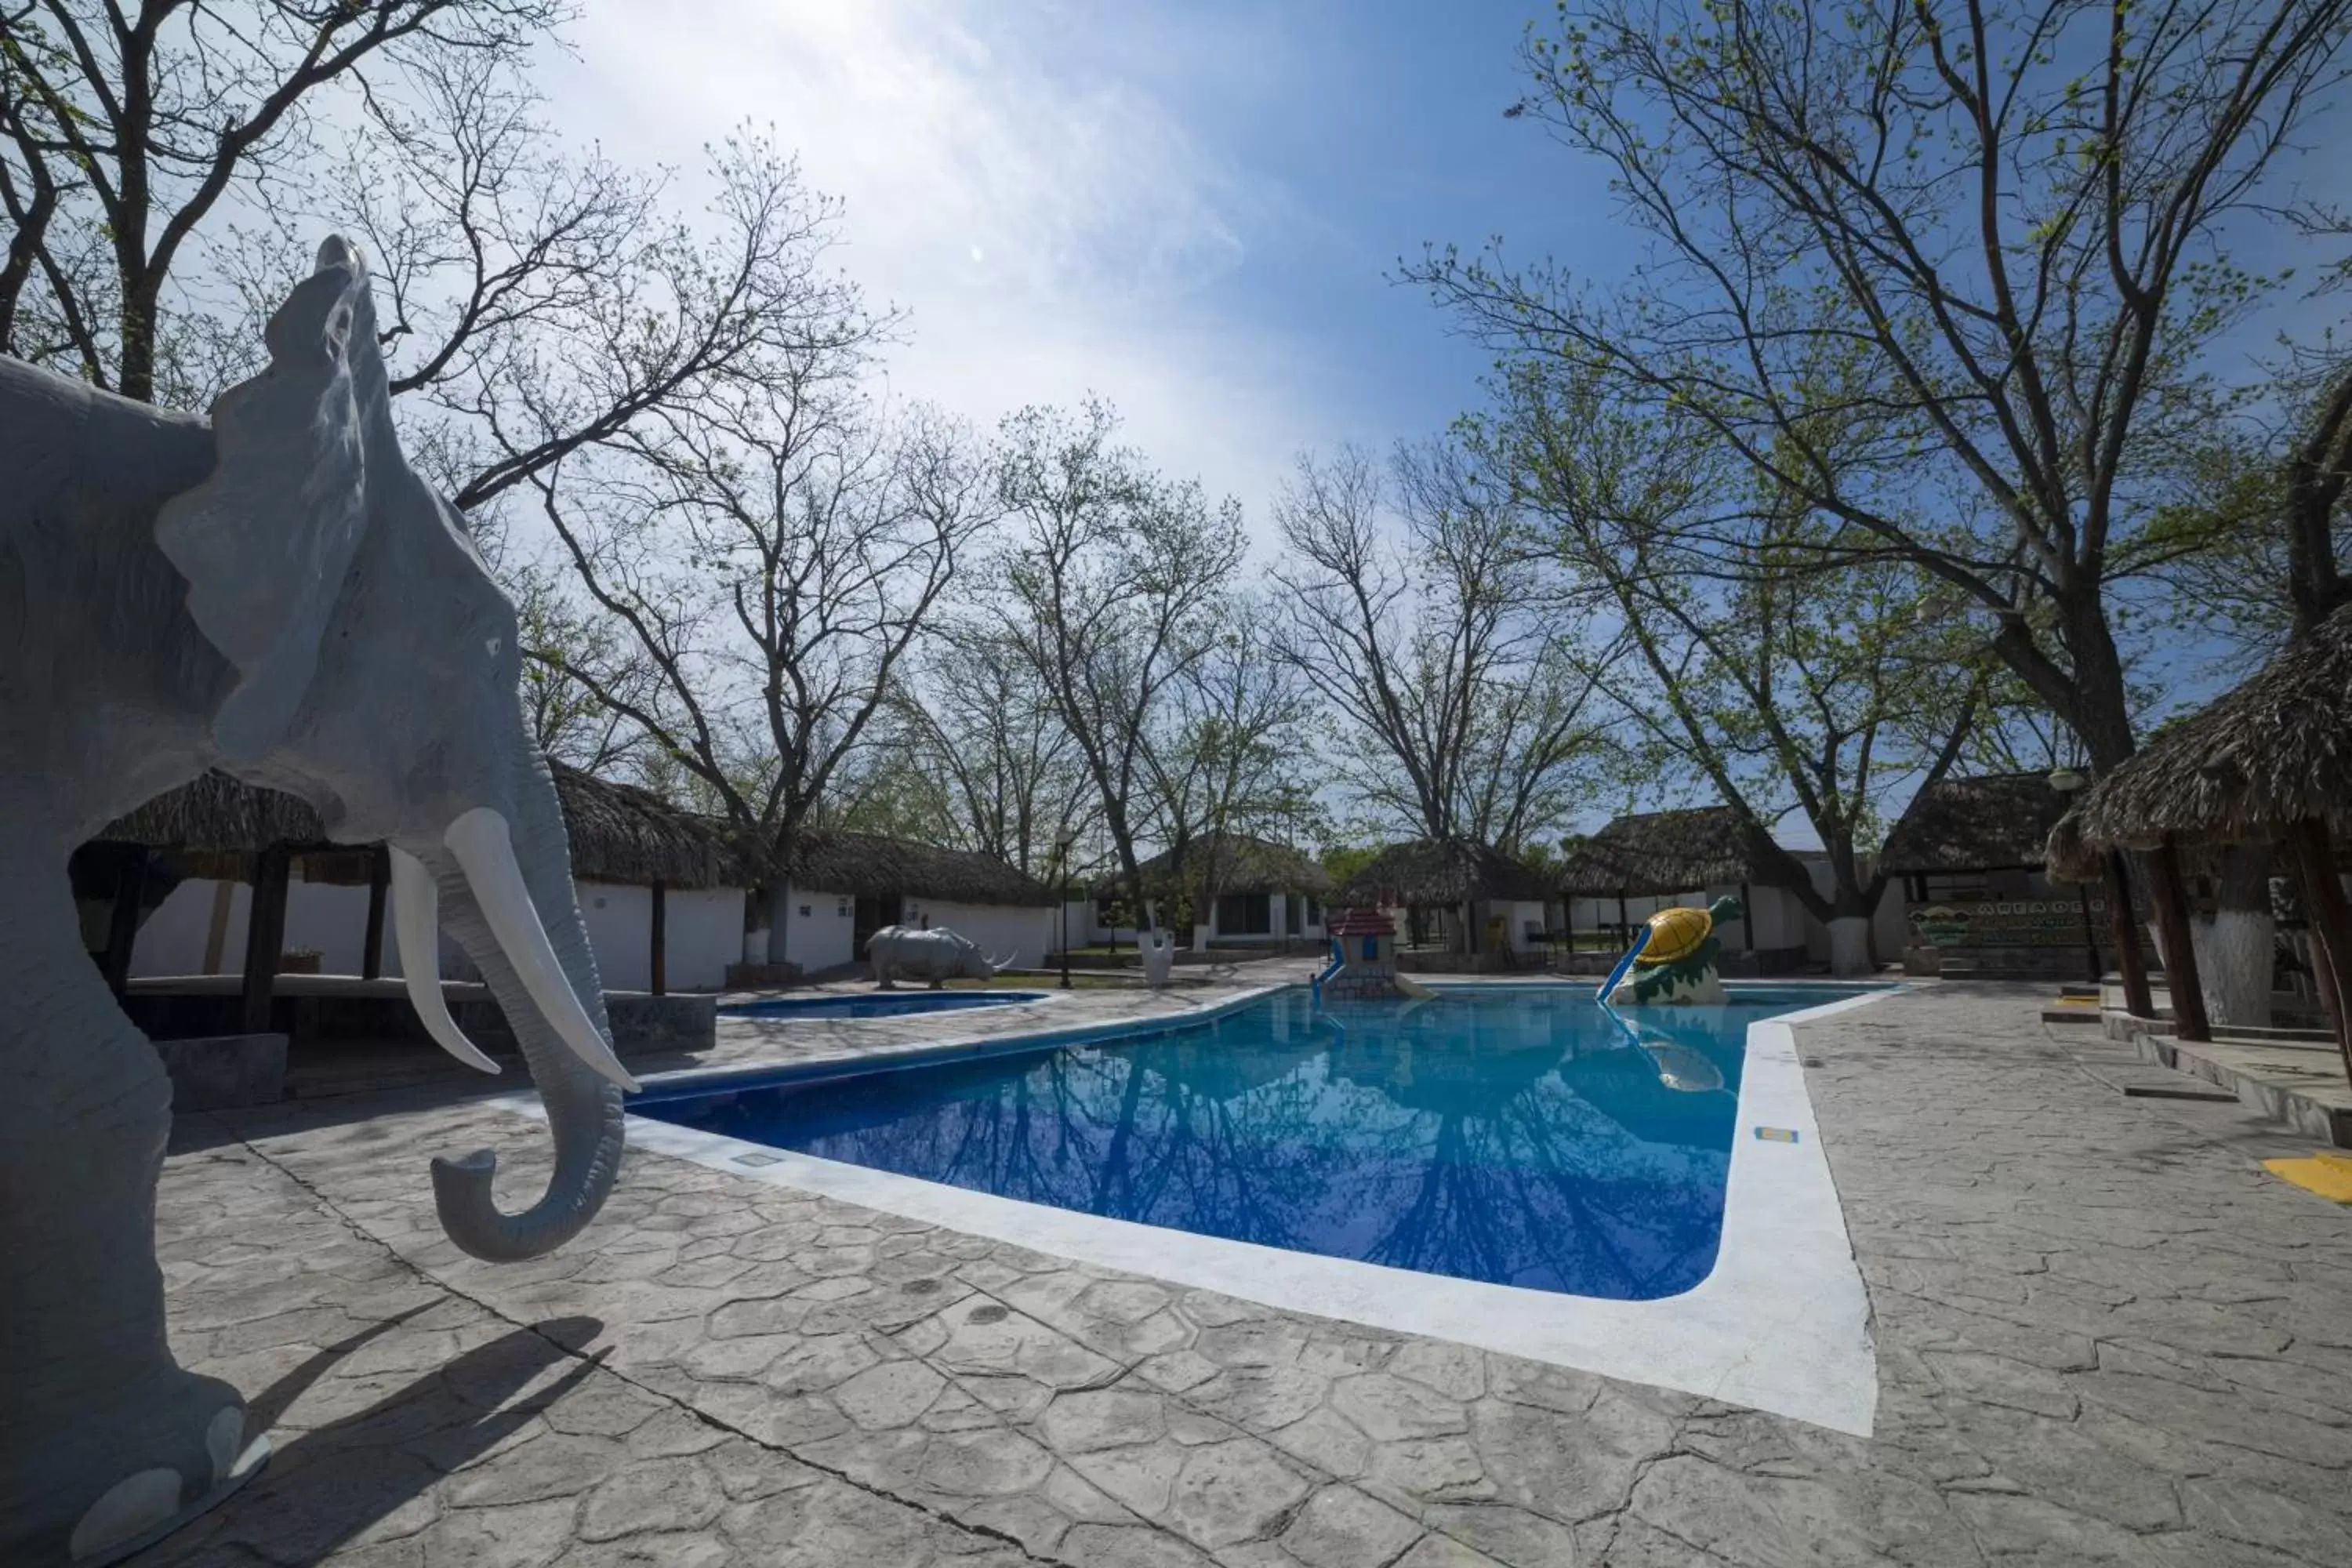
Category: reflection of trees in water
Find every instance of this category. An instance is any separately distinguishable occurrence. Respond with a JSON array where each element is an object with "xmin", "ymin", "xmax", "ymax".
[
  {"xmin": 681, "ymin": 989, "xmax": 1753, "ymax": 1298},
  {"xmin": 1323, "ymin": 997, "xmax": 1734, "ymax": 1298}
]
